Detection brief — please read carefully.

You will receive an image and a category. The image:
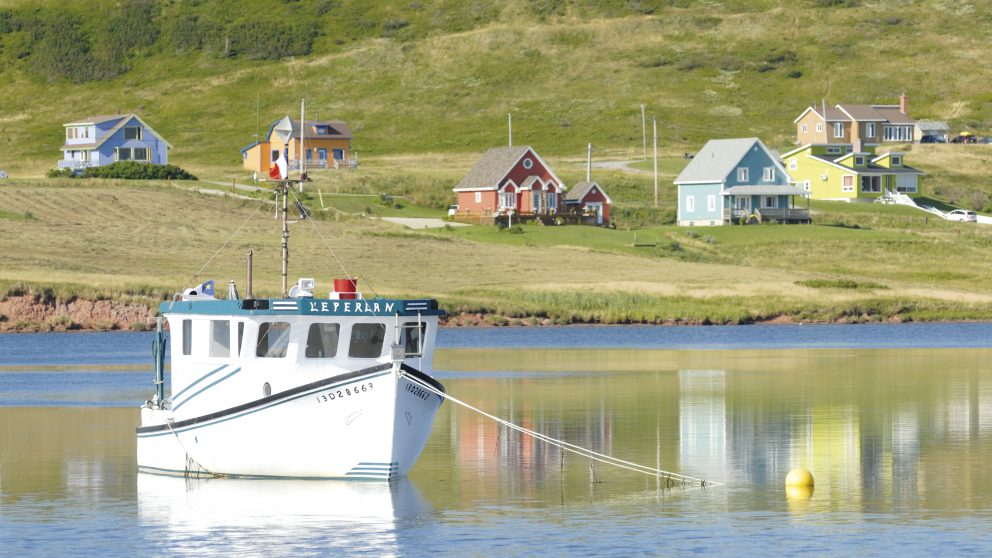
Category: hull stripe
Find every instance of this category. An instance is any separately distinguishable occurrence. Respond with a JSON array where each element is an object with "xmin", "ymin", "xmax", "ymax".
[
  {"xmin": 173, "ymin": 366, "xmax": 242, "ymax": 411},
  {"xmin": 138, "ymin": 363, "xmax": 393, "ymax": 436},
  {"xmin": 172, "ymin": 364, "xmax": 229, "ymax": 402}
]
